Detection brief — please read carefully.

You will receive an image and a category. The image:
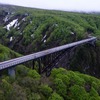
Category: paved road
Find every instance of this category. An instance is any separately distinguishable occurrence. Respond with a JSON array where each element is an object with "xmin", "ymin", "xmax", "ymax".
[{"xmin": 0, "ymin": 36, "xmax": 97, "ymax": 70}]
